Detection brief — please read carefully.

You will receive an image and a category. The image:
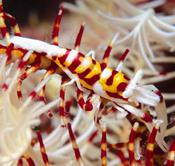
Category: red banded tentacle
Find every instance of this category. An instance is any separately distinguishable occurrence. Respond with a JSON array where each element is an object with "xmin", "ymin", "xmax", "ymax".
[
  {"xmin": 88, "ymin": 130, "xmax": 98, "ymax": 143},
  {"xmin": 108, "ymin": 142, "xmax": 127, "ymax": 150},
  {"xmin": 17, "ymin": 158, "xmax": 23, "ymax": 166},
  {"xmin": 77, "ymin": 87, "xmax": 93, "ymax": 111},
  {"xmin": 74, "ymin": 24, "xmax": 84, "ymax": 51},
  {"xmin": 142, "ymin": 111, "xmax": 153, "ymax": 123},
  {"xmin": 3, "ymin": 13, "xmax": 21, "ymax": 36},
  {"xmin": 108, "ymin": 138, "xmax": 128, "ymax": 165},
  {"xmin": 58, "ymin": 97, "xmax": 84, "ymax": 165},
  {"xmin": 0, "ymin": 0, "xmax": 11, "ymax": 43},
  {"xmin": 94, "ymin": 101, "xmax": 104, "ymax": 130},
  {"xmin": 31, "ymin": 137, "xmax": 38, "ymax": 147},
  {"xmin": 52, "ymin": 6, "xmax": 64, "ymax": 45},
  {"xmin": 127, "ymin": 122, "xmax": 139, "ymax": 166},
  {"xmin": 101, "ymin": 126, "xmax": 107, "ymax": 166},
  {"xmin": 101, "ymin": 33, "xmax": 119, "ymax": 69},
  {"xmin": 86, "ymin": 91, "xmax": 94, "ymax": 107},
  {"xmin": 166, "ymin": 140, "xmax": 175, "ymax": 166},
  {"xmin": 65, "ymin": 99, "xmax": 72, "ymax": 115},
  {"xmin": 17, "ymin": 65, "xmax": 39, "ymax": 98},
  {"xmin": 17, "ymin": 51, "xmax": 32, "ymax": 71},
  {"xmin": 115, "ymin": 149, "xmax": 128, "ymax": 166},
  {"xmin": 36, "ymin": 131, "xmax": 50, "ymax": 166},
  {"xmin": 59, "ymin": 82, "xmax": 67, "ymax": 126},
  {"xmin": 22, "ymin": 155, "xmax": 35, "ymax": 166},
  {"xmin": 6, "ymin": 42, "xmax": 14, "ymax": 61},
  {"xmin": 67, "ymin": 122, "xmax": 84, "ymax": 166},
  {"xmin": 64, "ymin": 99, "xmax": 72, "ymax": 120},
  {"xmin": 58, "ymin": 84, "xmax": 74, "ymax": 123},
  {"xmin": 116, "ymin": 49, "xmax": 130, "ymax": 72},
  {"xmin": 0, "ymin": 12, "xmax": 10, "ymax": 43},
  {"xmin": 145, "ymin": 121, "xmax": 161, "ymax": 166}
]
